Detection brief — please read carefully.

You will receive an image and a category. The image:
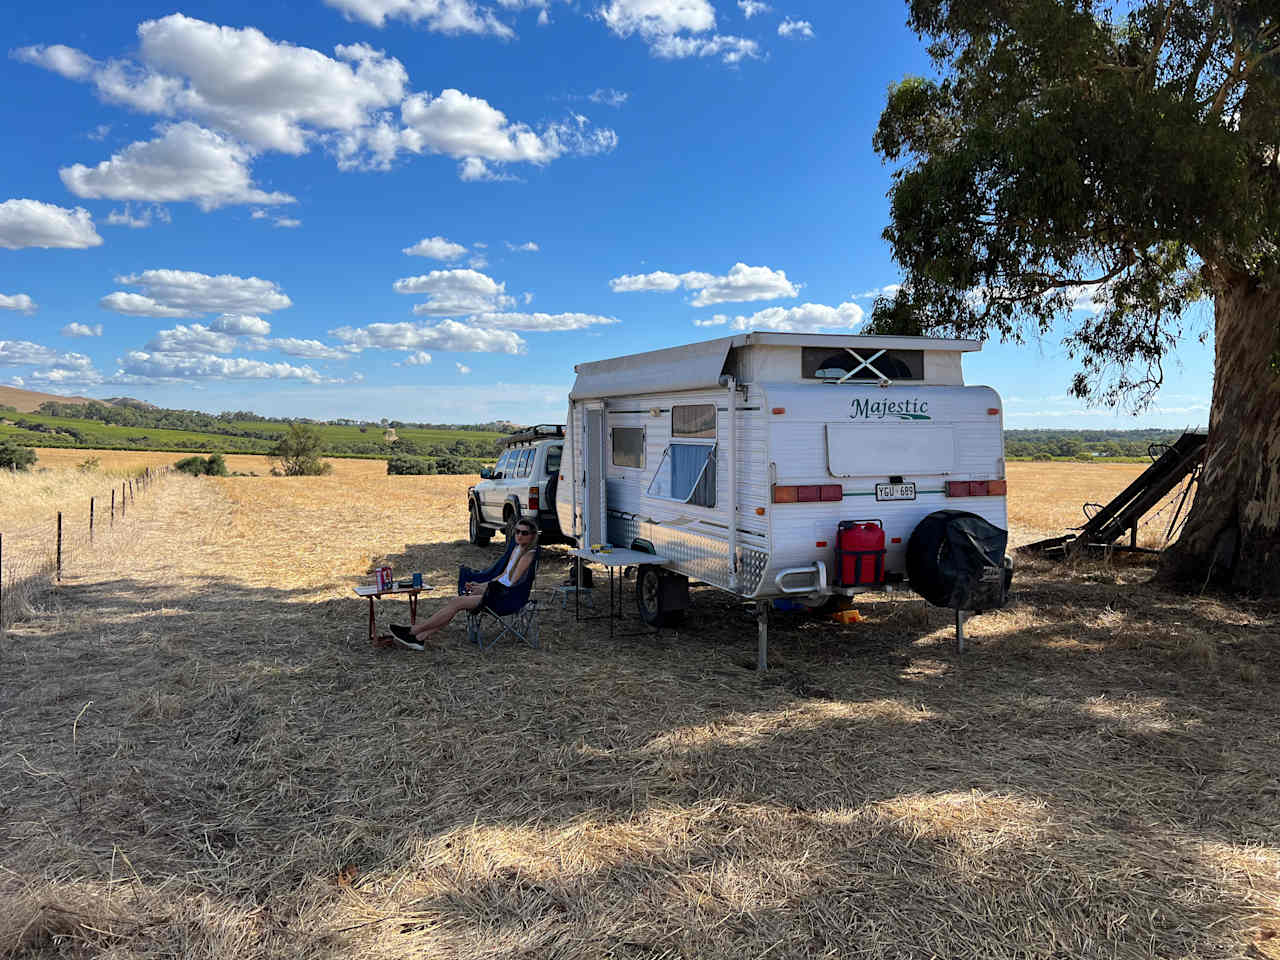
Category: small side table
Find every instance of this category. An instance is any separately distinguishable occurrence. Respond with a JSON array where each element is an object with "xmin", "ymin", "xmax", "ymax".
[{"xmin": 354, "ymin": 584, "xmax": 430, "ymax": 646}]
